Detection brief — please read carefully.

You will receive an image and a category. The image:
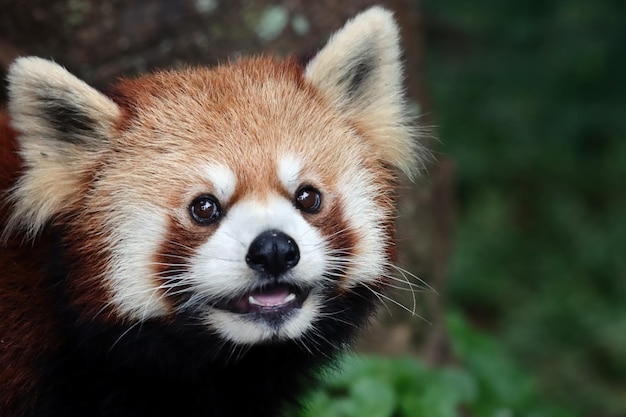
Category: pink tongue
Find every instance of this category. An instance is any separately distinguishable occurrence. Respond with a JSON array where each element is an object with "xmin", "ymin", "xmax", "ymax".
[{"xmin": 250, "ymin": 286, "xmax": 290, "ymax": 307}]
